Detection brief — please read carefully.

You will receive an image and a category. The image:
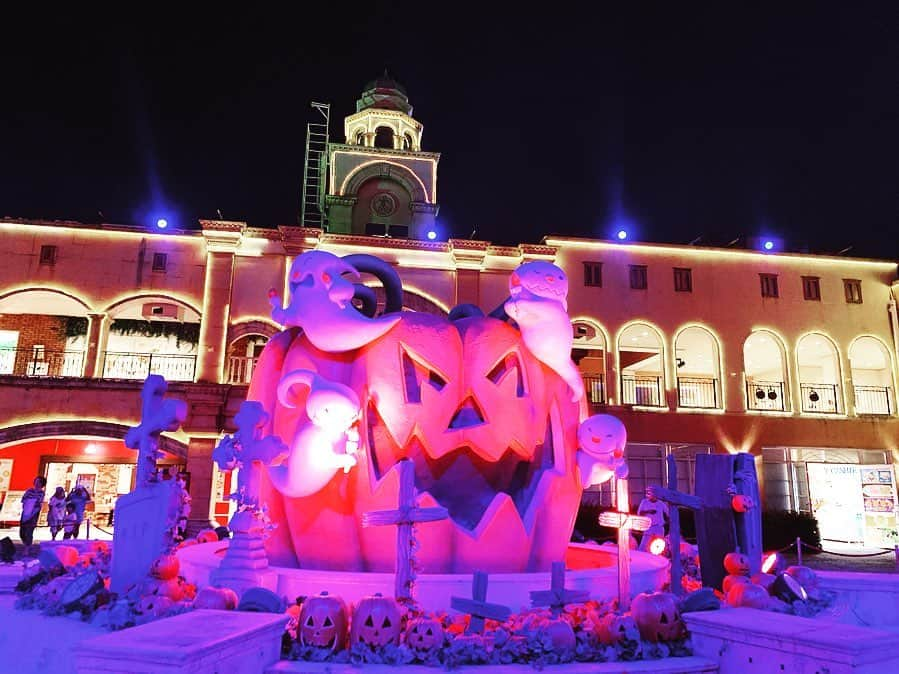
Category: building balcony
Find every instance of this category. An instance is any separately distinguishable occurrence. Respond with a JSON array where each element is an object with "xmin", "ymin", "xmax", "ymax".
[
  {"xmin": 800, "ymin": 383, "xmax": 840, "ymax": 414},
  {"xmin": 677, "ymin": 377, "xmax": 718, "ymax": 409},
  {"xmin": 227, "ymin": 355, "xmax": 260, "ymax": 384},
  {"xmin": 582, "ymin": 374, "xmax": 606, "ymax": 406},
  {"xmin": 101, "ymin": 352, "xmax": 196, "ymax": 382},
  {"xmin": 0, "ymin": 347, "xmax": 84, "ymax": 378},
  {"xmin": 853, "ymin": 385, "xmax": 893, "ymax": 416},
  {"xmin": 621, "ymin": 374, "xmax": 664, "ymax": 407},
  {"xmin": 746, "ymin": 380, "xmax": 787, "ymax": 412}
]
